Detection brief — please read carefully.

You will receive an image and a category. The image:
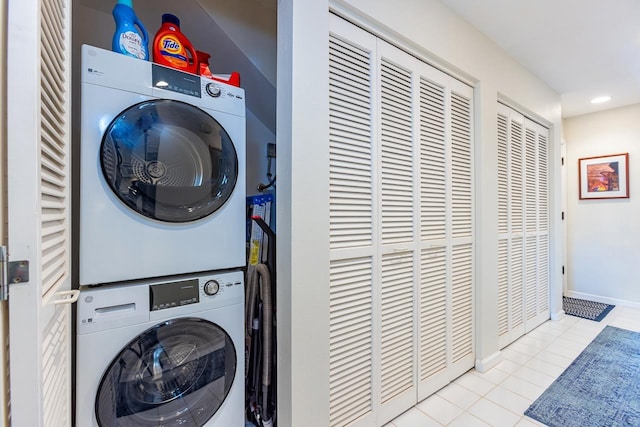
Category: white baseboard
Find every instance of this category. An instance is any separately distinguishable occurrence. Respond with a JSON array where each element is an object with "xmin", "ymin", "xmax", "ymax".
[
  {"xmin": 475, "ymin": 351, "xmax": 502, "ymax": 373},
  {"xmin": 564, "ymin": 291, "xmax": 640, "ymax": 308},
  {"xmin": 551, "ymin": 310, "xmax": 565, "ymax": 321}
]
